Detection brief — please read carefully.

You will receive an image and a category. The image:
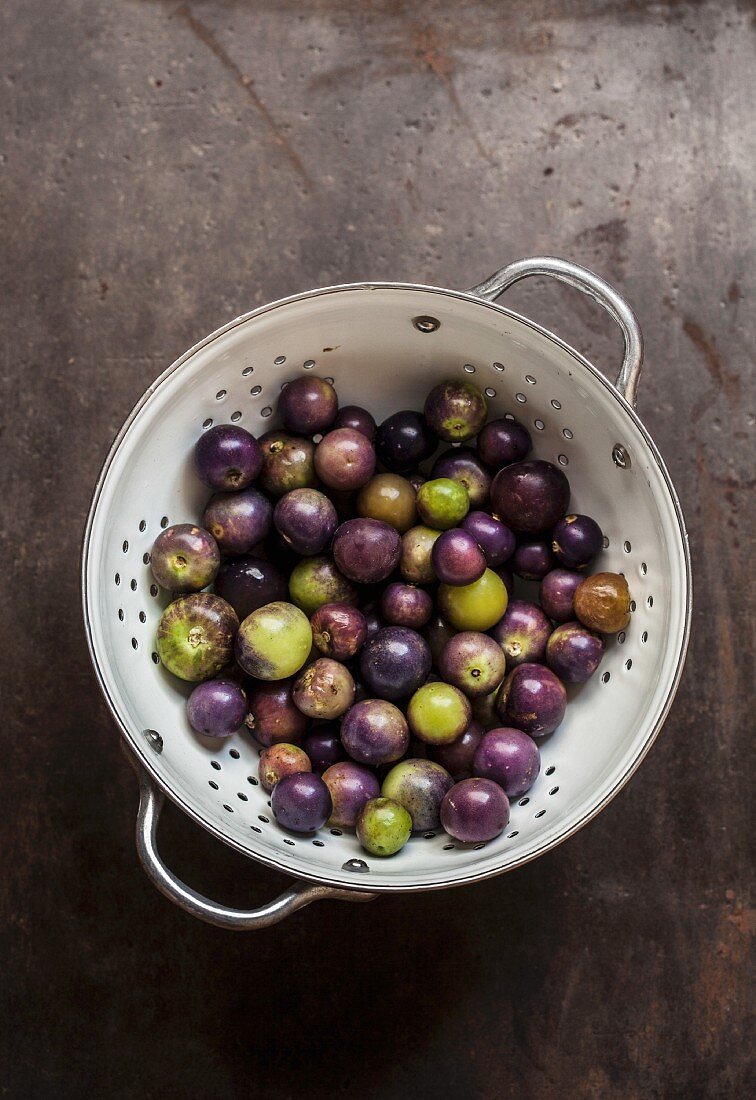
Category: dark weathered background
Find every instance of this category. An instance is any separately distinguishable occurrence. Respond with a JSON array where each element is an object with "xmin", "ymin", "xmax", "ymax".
[{"xmin": 1, "ymin": 1, "xmax": 753, "ymax": 1097}]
